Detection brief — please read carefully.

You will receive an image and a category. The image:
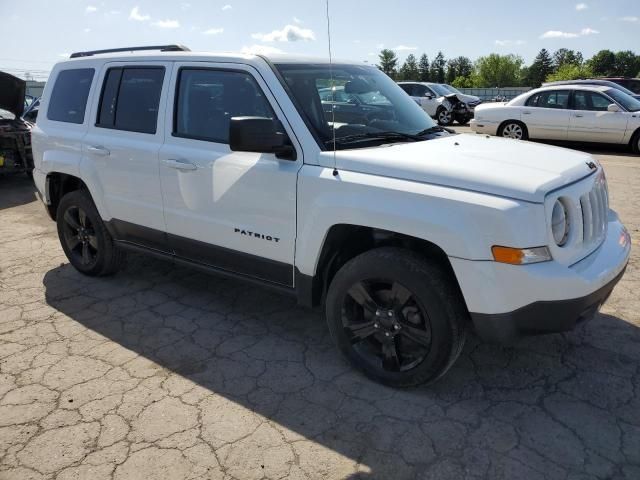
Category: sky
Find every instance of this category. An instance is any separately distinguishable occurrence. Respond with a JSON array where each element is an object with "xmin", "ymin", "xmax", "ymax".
[{"xmin": 1, "ymin": 0, "xmax": 639, "ymax": 81}]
